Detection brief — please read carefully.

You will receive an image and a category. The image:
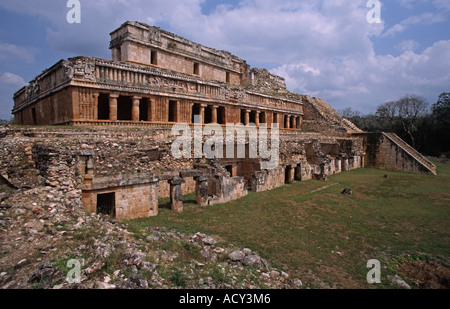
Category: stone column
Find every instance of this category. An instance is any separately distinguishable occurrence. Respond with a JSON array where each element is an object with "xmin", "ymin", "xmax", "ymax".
[
  {"xmin": 109, "ymin": 94, "xmax": 119, "ymax": 121},
  {"xmin": 93, "ymin": 93, "xmax": 99, "ymax": 120},
  {"xmin": 148, "ymin": 98, "xmax": 154, "ymax": 122},
  {"xmin": 199, "ymin": 104, "xmax": 206, "ymax": 124},
  {"xmin": 149, "ymin": 177, "xmax": 160, "ymax": 217},
  {"xmin": 342, "ymin": 158, "xmax": 349, "ymax": 171},
  {"xmin": 335, "ymin": 158, "xmax": 342, "ymax": 174},
  {"xmin": 211, "ymin": 105, "xmax": 218, "ymax": 124},
  {"xmin": 295, "ymin": 163, "xmax": 303, "ymax": 181},
  {"xmin": 245, "ymin": 110, "xmax": 250, "ymax": 126},
  {"xmin": 169, "ymin": 177, "xmax": 186, "ymax": 213},
  {"xmin": 255, "ymin": 111, "xmax": 260, "ymax": 127},
  {"xmin": 132, "ymin": 96, "xmax": 142, "ymax": 122},
  {"xmin": 196, "ymin": 176, "xmax": 209, "ymax": 206}
]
